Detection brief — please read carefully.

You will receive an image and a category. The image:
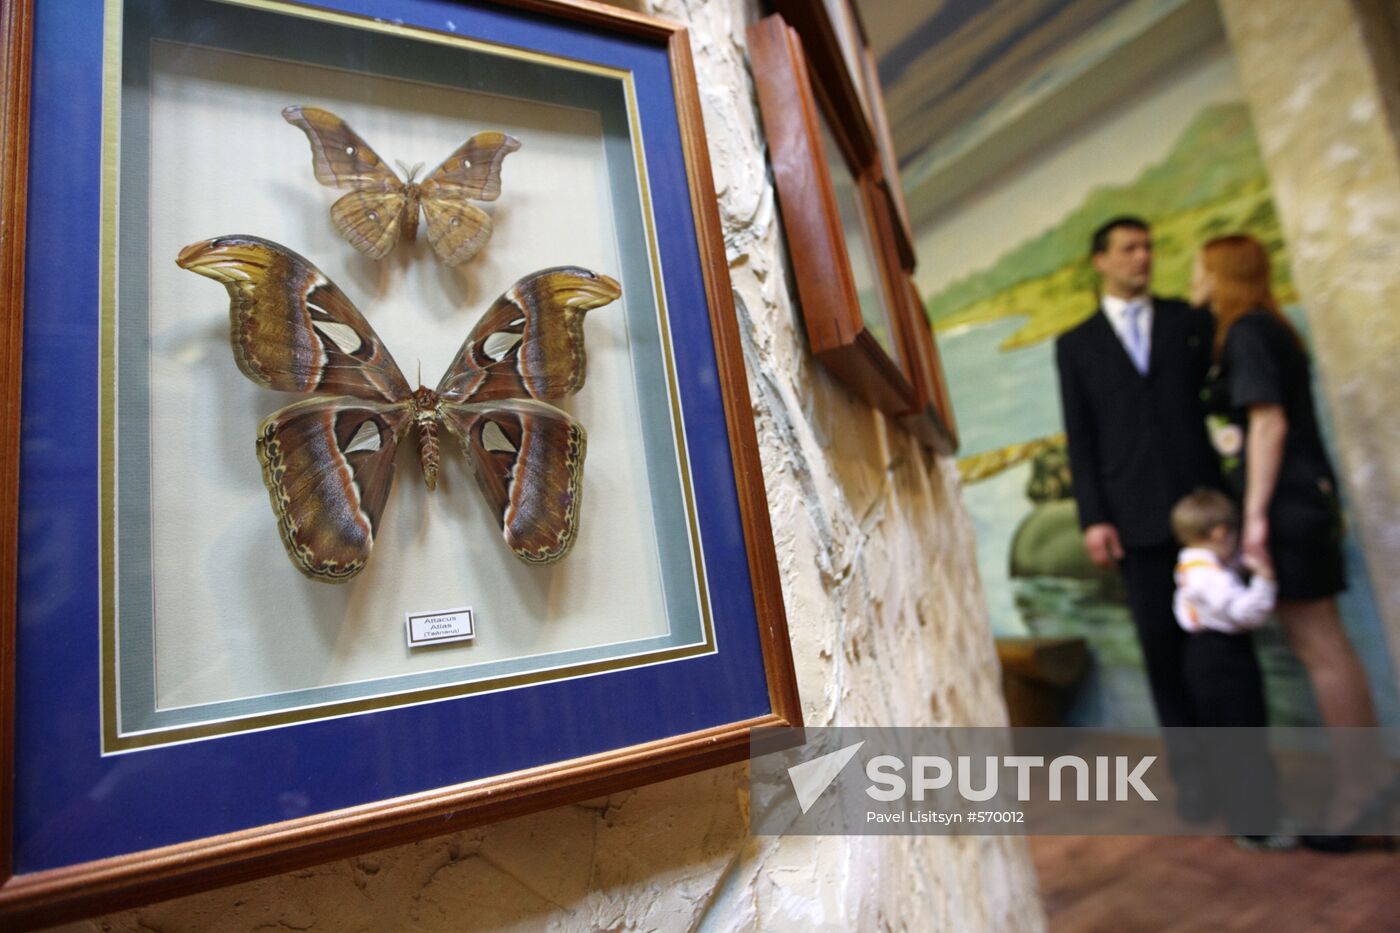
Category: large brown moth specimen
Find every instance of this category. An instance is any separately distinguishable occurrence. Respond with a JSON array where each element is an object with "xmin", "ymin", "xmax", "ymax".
[
  {"xmin": 283, "ymin": 105, "xmax": 521, "ymax": 266},
  {"xmin": 177, "ymin": 235, "xmax": 620, "ymax": 582}
]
